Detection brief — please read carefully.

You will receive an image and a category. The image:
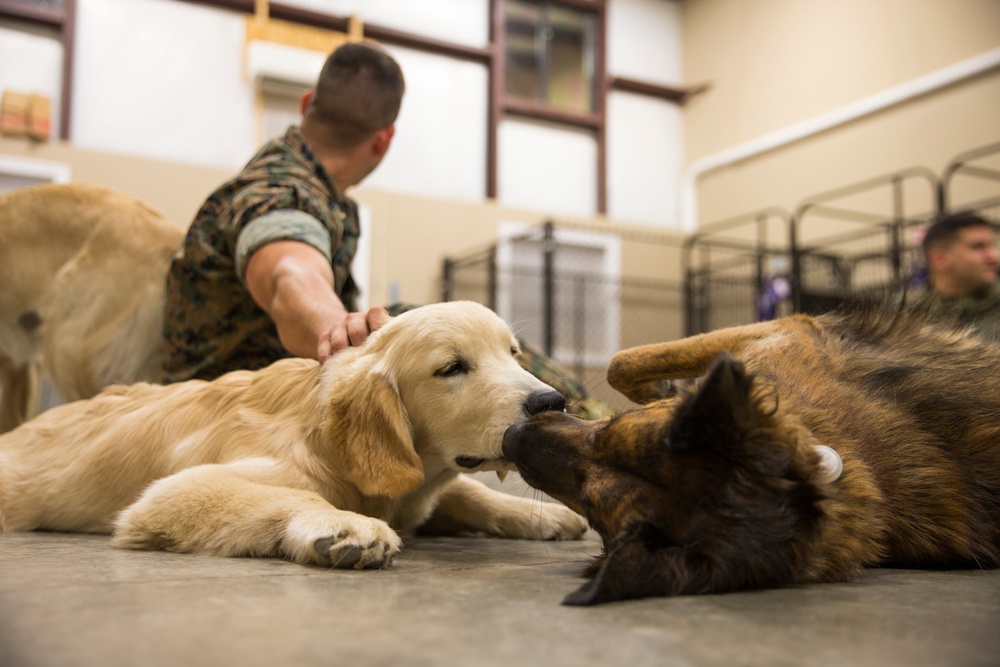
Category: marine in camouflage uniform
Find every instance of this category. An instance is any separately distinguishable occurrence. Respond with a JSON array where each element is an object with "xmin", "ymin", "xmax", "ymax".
[
  {"xmin": 908, "ymin": 282, "xmax": 1000, "ymax": 342},
  {"xmin": 163, "ymin": 126, "xmax": 613, "ymax": 420}
]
